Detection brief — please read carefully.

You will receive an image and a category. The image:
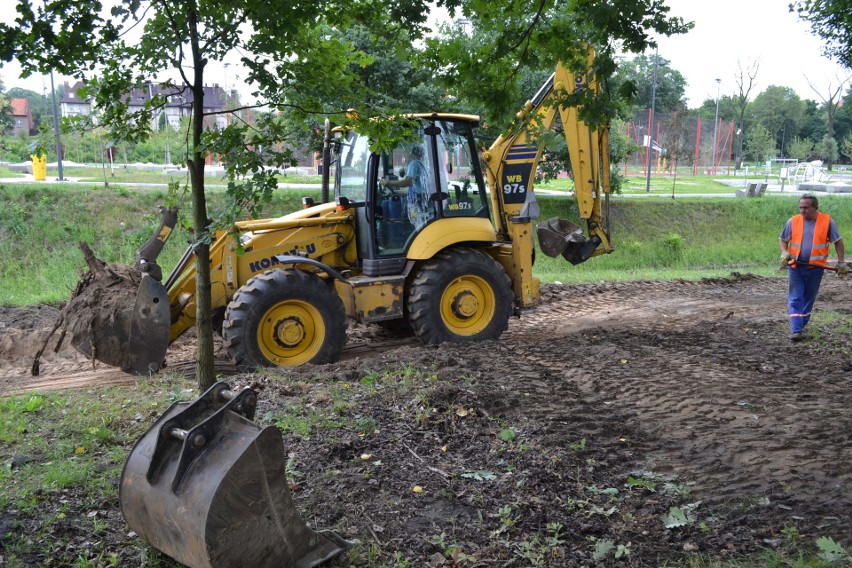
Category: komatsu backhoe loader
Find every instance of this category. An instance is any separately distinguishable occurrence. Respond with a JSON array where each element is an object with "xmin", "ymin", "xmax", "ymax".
[
  {"xmin": 115, "ymin": 51, "xmax": 614, "ymax": 568},
  {"xmin": 87, "ymin": 54, "xmax": 613, "ymax": 376}
]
